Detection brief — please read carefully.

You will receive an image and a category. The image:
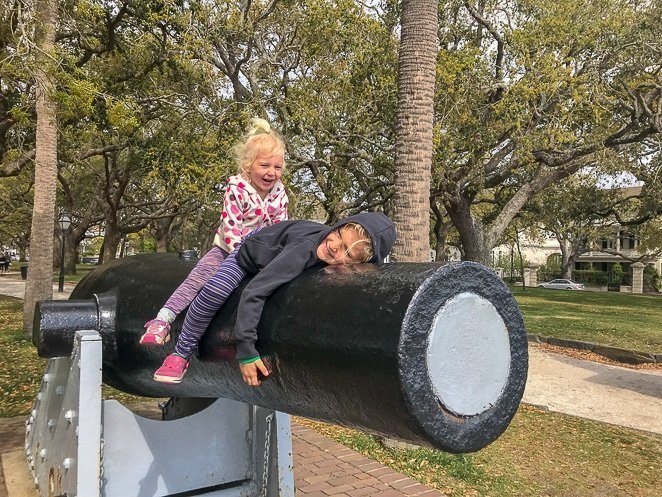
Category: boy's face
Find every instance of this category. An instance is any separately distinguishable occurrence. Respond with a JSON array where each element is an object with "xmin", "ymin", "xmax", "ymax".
[{"xmin": 316, "ymin": 226, "xmax": 367, "ymax": 265}]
